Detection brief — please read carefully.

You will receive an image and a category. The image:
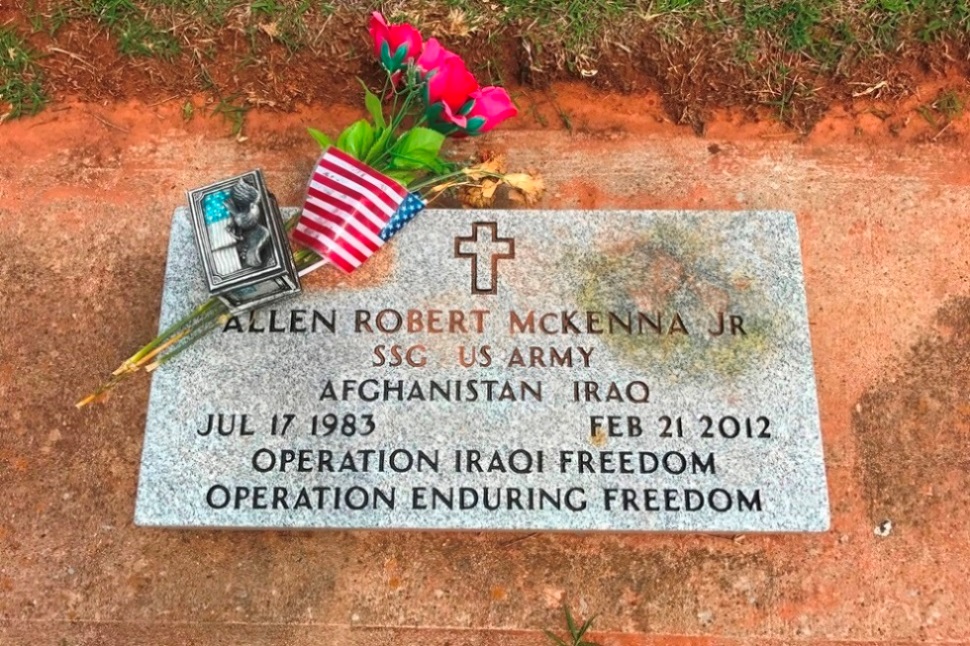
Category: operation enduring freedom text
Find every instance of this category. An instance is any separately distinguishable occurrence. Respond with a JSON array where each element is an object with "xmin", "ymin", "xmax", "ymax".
[{"xmin": 204, "ymin": 483, "xmax": 764, "ymax": 514}]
